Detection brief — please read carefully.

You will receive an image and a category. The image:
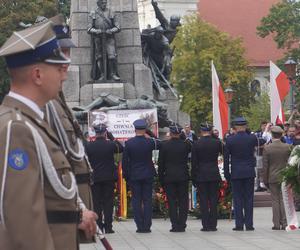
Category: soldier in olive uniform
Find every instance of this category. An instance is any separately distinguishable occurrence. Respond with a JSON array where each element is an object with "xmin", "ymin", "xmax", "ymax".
[
  {"xmin": 0, "ymin": 23, "xmax": 94, "ymax": 250},
  {"xmin": 42, "ymin": 15, "xmax": 96, "ymax": 243}
]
